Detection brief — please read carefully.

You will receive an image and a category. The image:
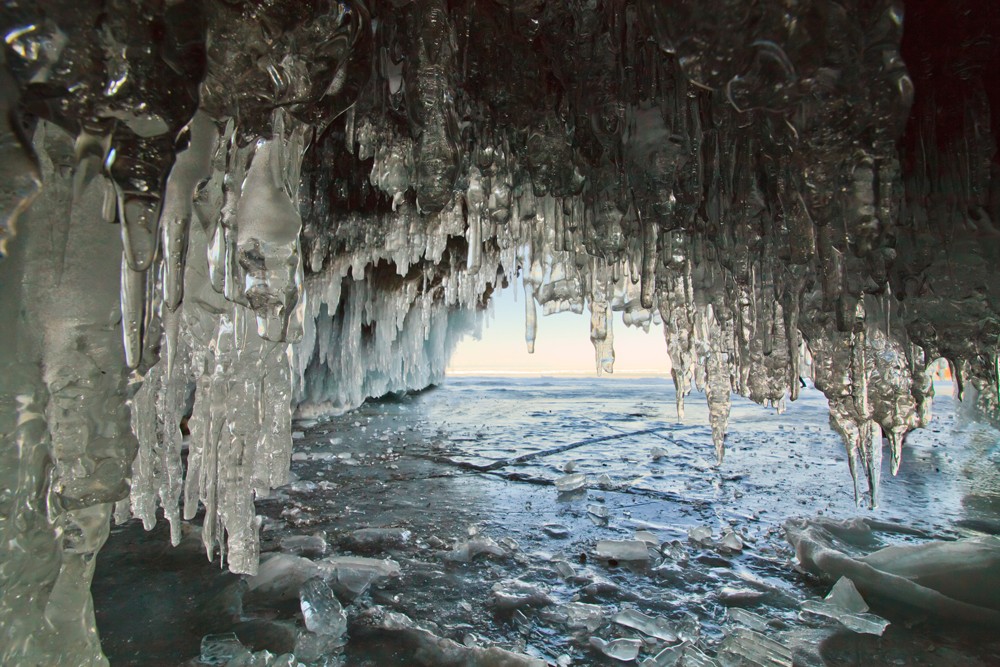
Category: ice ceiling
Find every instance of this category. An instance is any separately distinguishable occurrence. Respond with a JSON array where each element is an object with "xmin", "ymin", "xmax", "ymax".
[{"xmin": 0, "ymin": 0, "xmax": 998, "ymax": 664}]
